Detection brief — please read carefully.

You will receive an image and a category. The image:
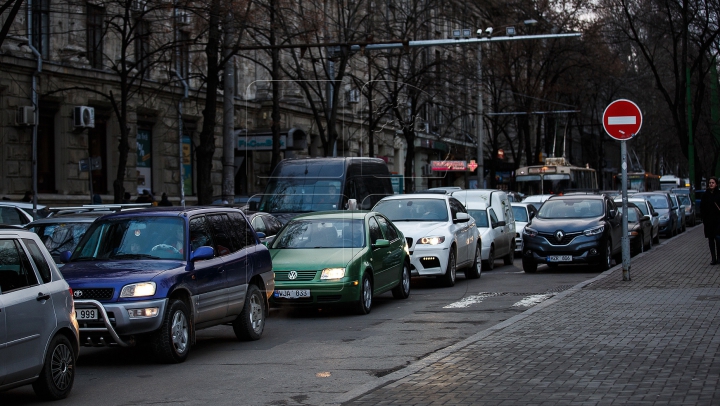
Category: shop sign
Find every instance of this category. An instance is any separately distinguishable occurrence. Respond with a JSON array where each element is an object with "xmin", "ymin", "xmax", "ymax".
[
  {"xmin": 237, "ymin": 135, "xmax": 287, "ymax": 150},
  {"xmin": 431, "ymin": 160, "xmax": 467, "ymax": 171}
]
